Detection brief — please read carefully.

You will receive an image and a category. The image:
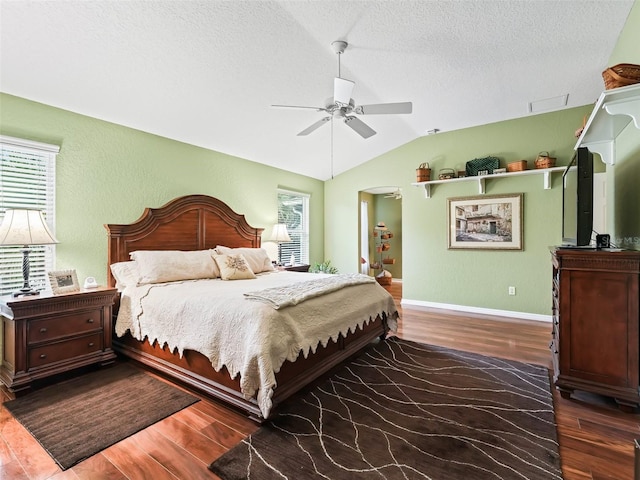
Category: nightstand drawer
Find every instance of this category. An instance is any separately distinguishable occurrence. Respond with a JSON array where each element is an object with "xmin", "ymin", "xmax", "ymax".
[
  {"xmin": 28, "ymin": 310, "xmax": 102, "ymax": 344},
  {"xmin": 29, "ymin": 333, "xmax": 103, "ymax": 368}
]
